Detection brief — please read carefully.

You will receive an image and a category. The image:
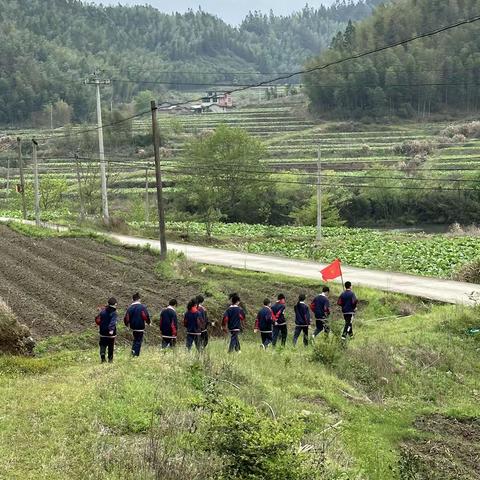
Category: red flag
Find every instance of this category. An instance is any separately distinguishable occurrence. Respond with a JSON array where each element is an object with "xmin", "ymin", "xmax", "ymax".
[{"xmin": 320, "ymin": 259, "xmax": 342, "ymax": 281}]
